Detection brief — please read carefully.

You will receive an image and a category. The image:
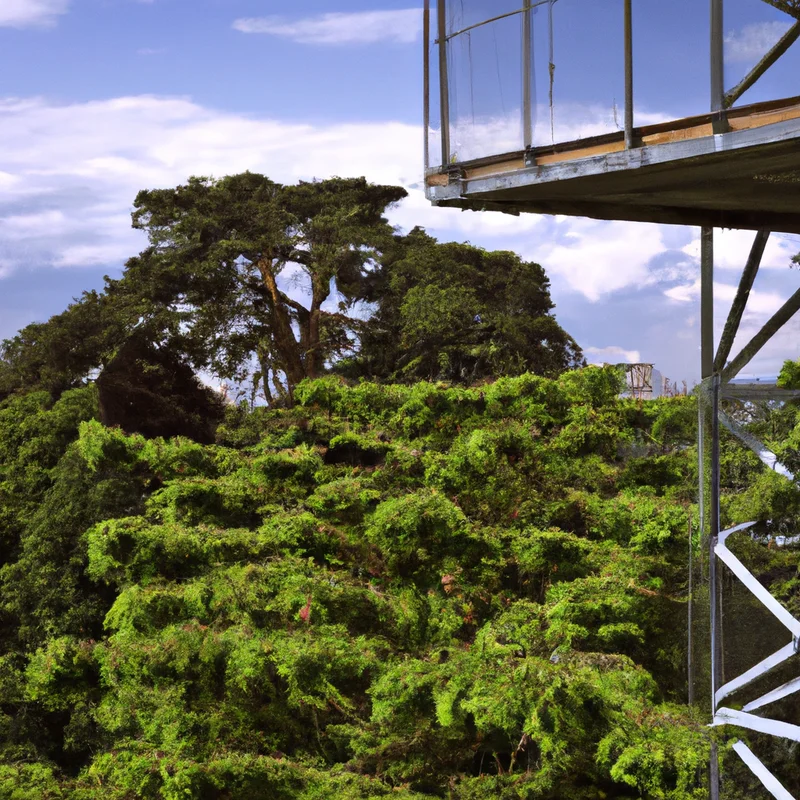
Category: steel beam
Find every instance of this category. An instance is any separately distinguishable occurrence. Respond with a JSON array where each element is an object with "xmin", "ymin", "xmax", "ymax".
[
  {"xmin": 744, "ymin": 674, "xmax": 800, "ymax": 713},
  {"xmin": 523, "ymin": 0, "xmax": 533, "ymax": 149},
  {"xmin": 714, "ymin": 231, "xmax": 770, "ymax": 373},
  {"xmin": 714, "ymin": 708, "xmax": 800, "ymax": 742},
  {"xmin": 732, "ymin": 741, "xmax": 795, "ymax": 800},
  {"xmin": 624, "ymin": 0, "xmax": 634, "ymax": 149},
  {"xmin": 424, "ymin": 1, "xmax": 431, "ymax": 172},
  {"xmin": 716, "ymin": 525, "xmax": 800, "ymax": 637},
  {"xmin": 701, "ymin": 229, "xmax": 714, "ymax": 380},
  {"xmin": 716, "ymin": 640, "xmax": 797, "ymax": 706},
  {"xmin": 722, "ymin": 383, "xmax": 800, "ymax": 402},
  {"xmin": 722, "ymin": 286, "xmax": 800, "ymax": 383},
  {"xmin": 711, "ymin": 0, "xmax": 726, "ymax": 130},
  {"xmin": 719, "ymin": 411, "xmax": 796, "ymax": 480},
  {"xmin": 725, "ymin": 22, "xmax": 800, "ymax": 109},
  {"xmin": 437, "ymin": 0, "xmax": 451, "ymax": 165}
]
